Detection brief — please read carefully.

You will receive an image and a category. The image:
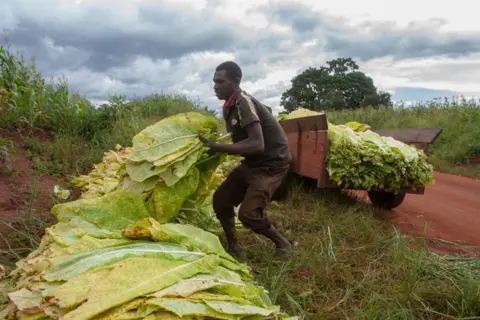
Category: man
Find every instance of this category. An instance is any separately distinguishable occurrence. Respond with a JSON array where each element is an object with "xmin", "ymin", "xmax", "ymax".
[{"xmin": 199, "ymin": 61, "xmax": 293, "ymax": 258}]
